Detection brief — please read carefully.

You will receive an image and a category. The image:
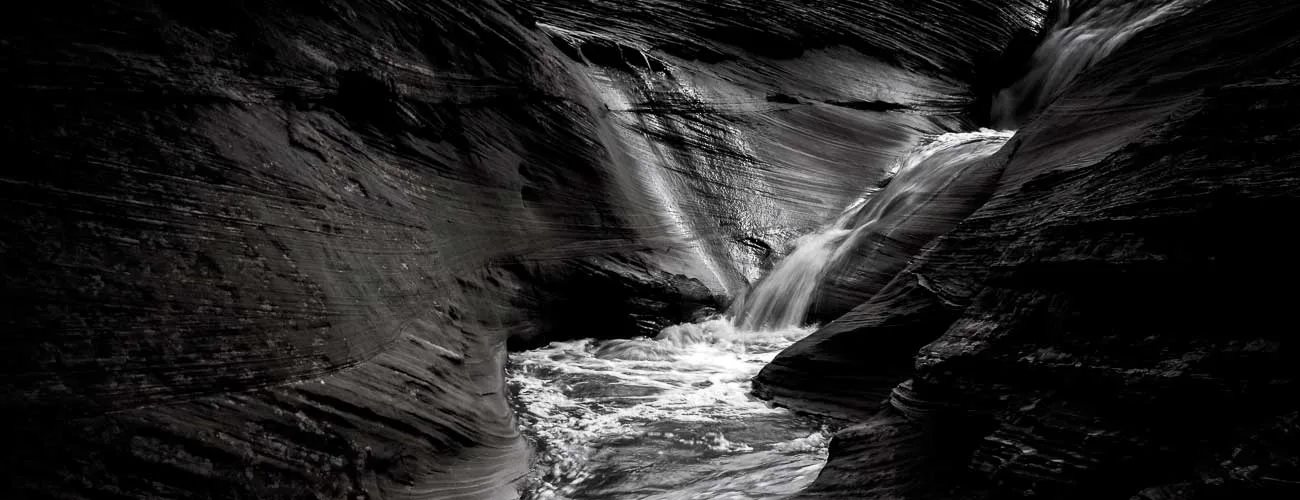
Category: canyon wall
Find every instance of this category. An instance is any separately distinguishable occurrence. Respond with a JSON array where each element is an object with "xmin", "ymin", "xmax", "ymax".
[
  {"xmin": 1, "ymin": 0, "xmax": 1044, "ymax": 498},
  {"xmin": 0, "ymin": 1, "xmax": 707, "ymax": 498},
  {"xmin": 755, "ymin": 1, "xmax": 1300, "ymax": 498},
  {"xmin": 515, "ymin": 0, "xmax": 1047, "ymax": 295},
  {"xmin": 11, "ymin": 0, "xmax": 1295, "ymax": 498}
]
